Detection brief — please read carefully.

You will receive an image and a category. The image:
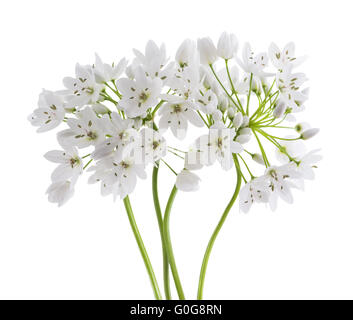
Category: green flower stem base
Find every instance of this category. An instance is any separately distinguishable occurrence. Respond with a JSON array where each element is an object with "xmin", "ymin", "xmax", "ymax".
[
  {"xmin": 197, "ymin": 156, "xmax": 242, "ymax": 300},
  {"xmin": 163, "ymin": 186, "xmax": 185, "ymax": 300},
  {"xmin": 152, "ymin": 164, "xmax": 172, "ymax": 300},
  {"xmin": 123, "ymin": 196, "xmax": 162, "ymax": 300}
]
